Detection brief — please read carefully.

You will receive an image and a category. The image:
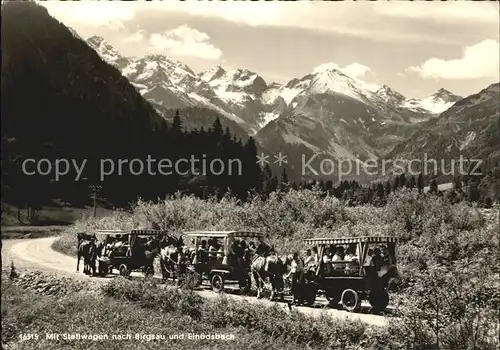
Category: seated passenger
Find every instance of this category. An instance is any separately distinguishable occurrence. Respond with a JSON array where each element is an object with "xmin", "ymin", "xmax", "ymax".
[
  {"xmin": 344, "ymin": 245, "xmax": 358, "ymax": 262},
  {"xmin": 322, "ymin": 248, "xmax": 333, "ymax": 274},
  {"xmin": 311, "ymin": 246, "xmax": 319, "ymax": 264},
  {"xmin": 380, "ymin": 245, "xmax": 392, "ymax": 265},
  {"xmin": 364, "ymin": 248, "xmax": 374, "ymax": 267},
  {"xmin": 370, "ymin": 248, "xmax": 384, "ymax": 272},
  {"xmin": 198, "ymin": 240, "xmax": 208, "ymax": 262},
  {"xmin": 332, "ymin": 246, "xmax": 345, "ymax": 261},
  {"xmin": 304, "ymin": 248, "xmax": 313, "ymax": 266},
  {"xmin": 216, "ymin": 243, "xmax": 224, "ymax": 262},
  {"xmin": 208, "ymin": 238, "xmax": 217, "ymax": 259}
]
